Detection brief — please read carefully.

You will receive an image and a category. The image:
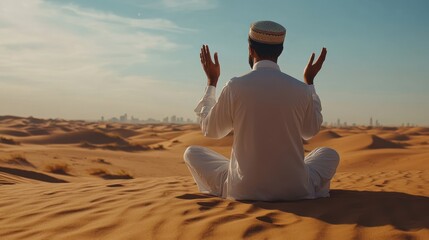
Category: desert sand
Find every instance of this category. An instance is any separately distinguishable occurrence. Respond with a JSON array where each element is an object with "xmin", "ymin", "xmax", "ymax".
[{"xmin": 0, "ymin": 115, "xmax": 428, "ymax": 239}]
